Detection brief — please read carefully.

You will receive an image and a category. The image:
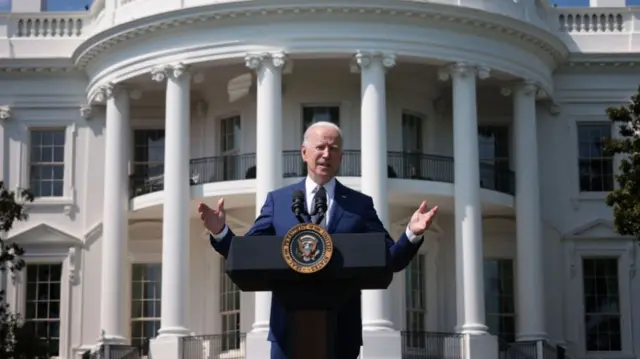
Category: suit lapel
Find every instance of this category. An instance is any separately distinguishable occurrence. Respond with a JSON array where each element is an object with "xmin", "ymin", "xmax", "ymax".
[{"xmin": 328, "ymin": 180, "xmax": 346, "ymax": 233}]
